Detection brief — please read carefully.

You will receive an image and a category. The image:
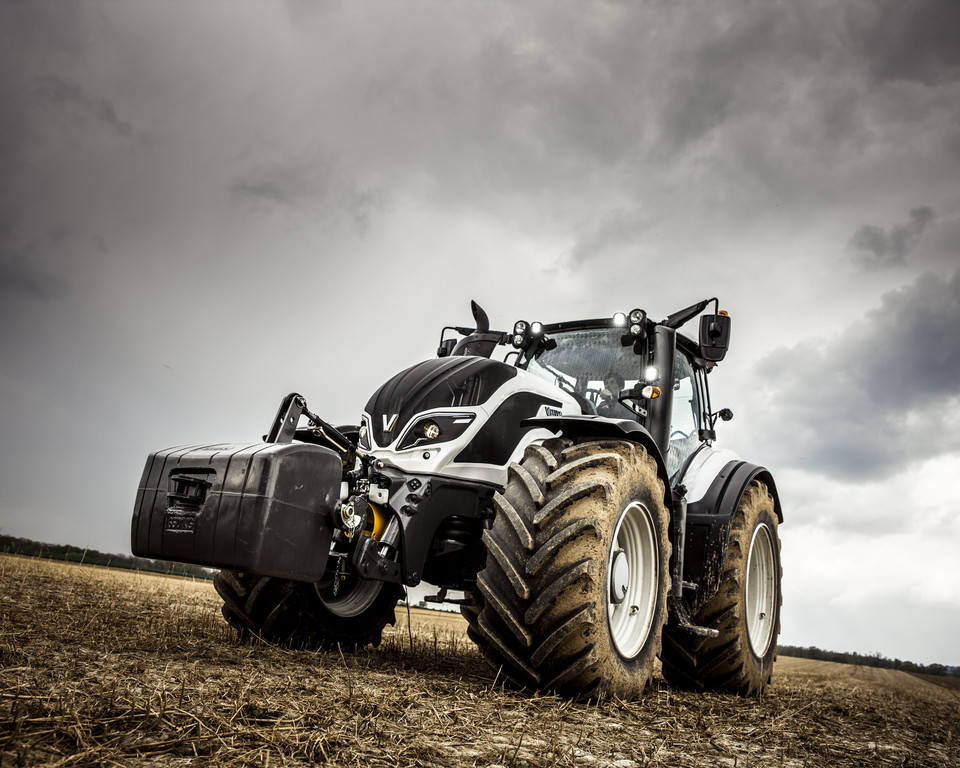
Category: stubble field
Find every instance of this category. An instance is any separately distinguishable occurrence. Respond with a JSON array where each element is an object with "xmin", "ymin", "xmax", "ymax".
[{"xmin": 1, "ymin": 554, "xmax": 956, "ymax": 767}]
